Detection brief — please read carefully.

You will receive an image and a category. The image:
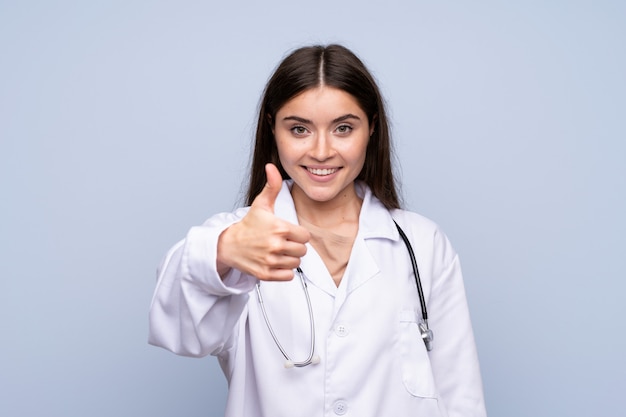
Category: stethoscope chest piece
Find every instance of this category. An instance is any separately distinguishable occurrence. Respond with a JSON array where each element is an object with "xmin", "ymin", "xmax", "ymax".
[{"xmin": 419, "ymin": 321, "xmax": 434, "ymax": 352}]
